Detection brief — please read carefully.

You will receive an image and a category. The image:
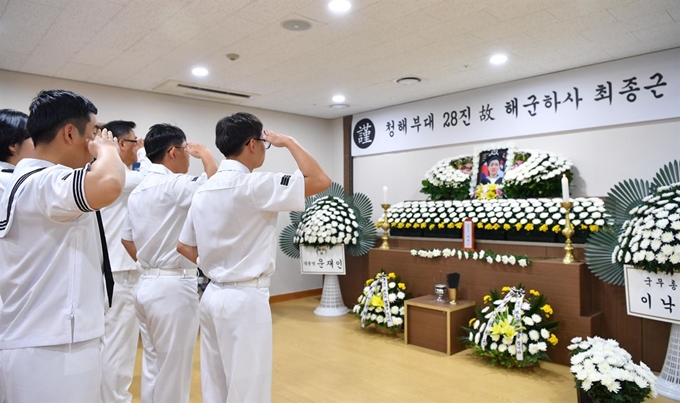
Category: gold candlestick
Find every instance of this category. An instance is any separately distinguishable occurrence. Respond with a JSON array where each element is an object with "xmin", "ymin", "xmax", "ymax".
[
  {"xmin": 380, "ymin": 203, "xmax": 391, "ymax": 250},
  {"xmin": 561, "ymin": 201, "xmax": 577, "ymax": 264}
]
